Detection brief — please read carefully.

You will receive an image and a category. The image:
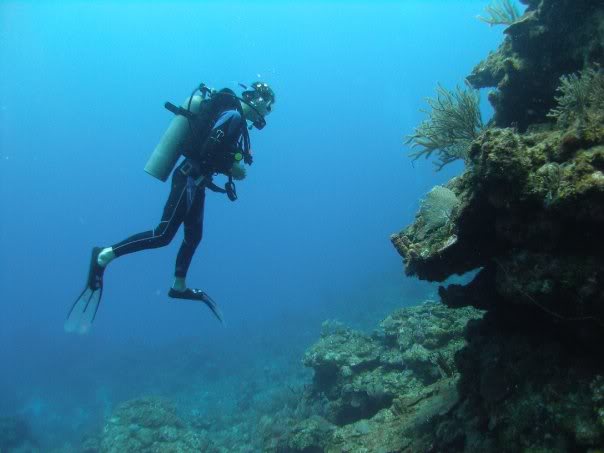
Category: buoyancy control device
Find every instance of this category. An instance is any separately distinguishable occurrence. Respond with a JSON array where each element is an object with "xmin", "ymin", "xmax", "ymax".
[{"xmin": 144, "ymin": 83, "xmax": 264, "ymax": 182}]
